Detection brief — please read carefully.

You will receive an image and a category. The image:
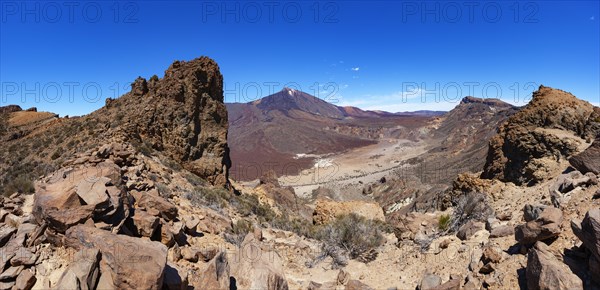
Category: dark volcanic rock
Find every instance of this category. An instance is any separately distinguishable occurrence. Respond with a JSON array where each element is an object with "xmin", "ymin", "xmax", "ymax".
[
  {"xmin": 526, "ymin": 242, "xmax": 582, "ymax": 290},
  {"xmin": 571, "ymin": 208, "xmax": 600, "ymax": 262},
  {"xmin": 569, "ymin": 138, "xmax": 600, "ymax": 174},
  {"xmin": 104, "ymin": 57, "xmax": 231, "ymax": 186},
  {"xmin": 0, "ymin": 105, "xmax": 22, "ymax": 114},
  {"xmin": 515, "ymin": 206, "xmax": 562, "ymax": 245}
]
